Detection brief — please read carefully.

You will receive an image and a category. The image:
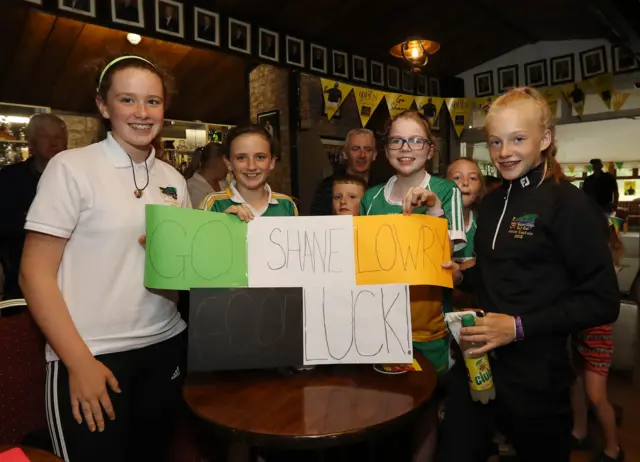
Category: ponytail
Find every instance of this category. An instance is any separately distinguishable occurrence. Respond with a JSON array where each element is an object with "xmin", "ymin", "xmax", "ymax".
[{"xmin": 184, "ymin": 143, "xmax": 223, "ymax": 180}]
